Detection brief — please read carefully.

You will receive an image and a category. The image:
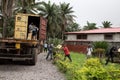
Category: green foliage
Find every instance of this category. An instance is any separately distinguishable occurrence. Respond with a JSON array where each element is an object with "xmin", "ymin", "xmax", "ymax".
[
  {"xmin": 102, "ymin": 21, "xmax": 112, "ymax": 28},
  {"xmin": 66, "ymin": 22, "xmax": 81, "ymax": 32},
  {"xmin": 56, "ymin": 60, "xmax": 74, "ymax": 73},
  {"xmin": 14, "ymin": 0, "xmax": 39, "ymax": 14},
  {"xmin": 54, "ymin": 52, "xmax": 120, "ymax": 80},
  {"xmin": 84, "ymin": 58, "xmax": 102, "ymax": 67},
  {"xmin": 92, "ymin": 41, "xmax": 108, "ymax": 59},
  {"xmin": 93, "ymin": 41, "xmax": 109, "ymax": 51},
  {"xmin": 38, "ymin": 1, "xmax": 61, "ymax": 38},
  {"xmin": 47, "ymin": 38, "xmax": 63, "ymax": 47},
  {"xmin": 93, "ymin": 48, "xmax": 105, "ymax": 54},
  {"xmin": 6, "ymin": 17, "xmax": 15, "ymax": 37},
  {"xmin": 71, "ymin": 58, "xmax": 120, "ymax": 80},
  {"xmin": 83, "ymin": 21, "xmax": 98, "ymax": 30},
  {"xmin": 92, "ymin": 48, "xmax": 105, "ymax": 59}
]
